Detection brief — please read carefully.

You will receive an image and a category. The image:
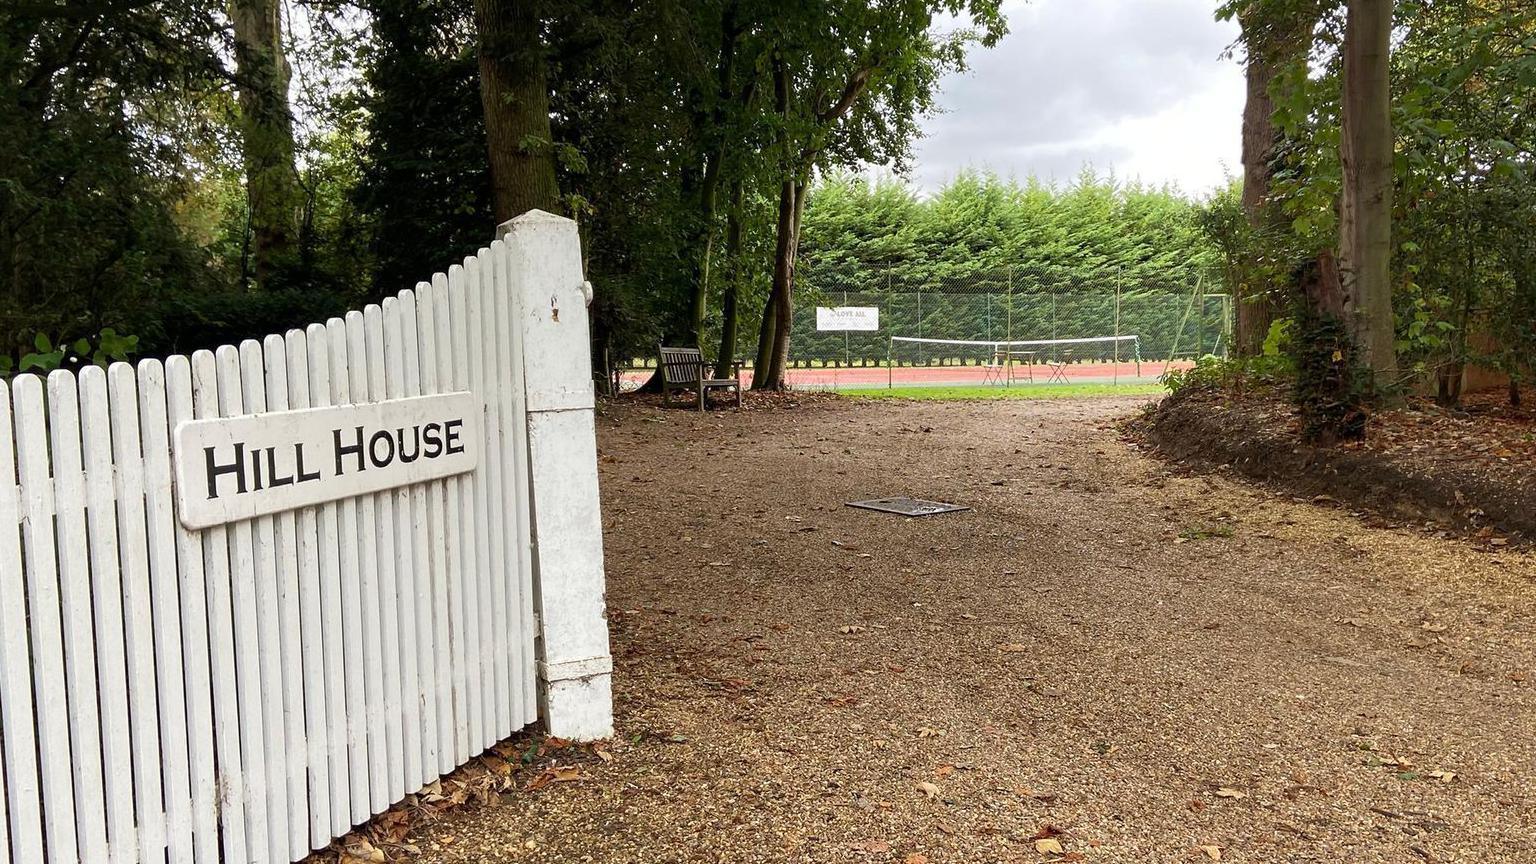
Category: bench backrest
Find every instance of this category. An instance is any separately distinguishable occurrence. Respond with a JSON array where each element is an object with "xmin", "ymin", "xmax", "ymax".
[{"xmin": 659, "ymin": 346, "xmax": 706, "ymax": 384}]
